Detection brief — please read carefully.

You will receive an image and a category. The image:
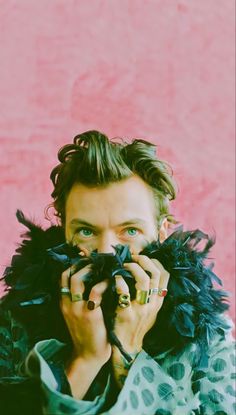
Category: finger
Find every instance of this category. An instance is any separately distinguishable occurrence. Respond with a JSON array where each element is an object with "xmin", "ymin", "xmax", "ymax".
[
  {"xmin": 60, "ymin": 265, "xmax": 77, "ymax": 306},
  {"xmin": 123, "ymin": 262, "xmax": 150, "ymax": 291},
  {"xmin": 70, "ymin": 264, "xmax": 92, "ymax": 295},
  {"xmin": 78, "ymin": 247, "xmax": 90, "ymax": 257},
  {"xmin": 131, "ymin": 255, "xmax": 161, "ymax": 289},
  {"xmin": 114, "ymin": 275, "xmax": 132, "ymax": 312},
  {"xmin": 89, "ymin": 280, "xmax": 109, "ymax": 300},
  {"xmin": 114, "ymin": 275, "xmax": 129, "ymax": 295},
  {"xmin": 149, "ymin": 259, "xmax": 170, "ymax": 305},
  {"xmin": 87, "ymin": 280, "xmax": 109, "ymax": 310},
  {"xmin": 61, "ymin": 265, "xmax": 74, "ymax": 289},
  {"xmin": 60, "ymin": 267, "xmax": 71, "ymax": 311},
  {"xmin": 158, "ymin": 266, "xmax": 170, "ymax": 290},
  {"xmin": 151, "ymin": 258, "xmax": 170, "ymax": 289}
]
